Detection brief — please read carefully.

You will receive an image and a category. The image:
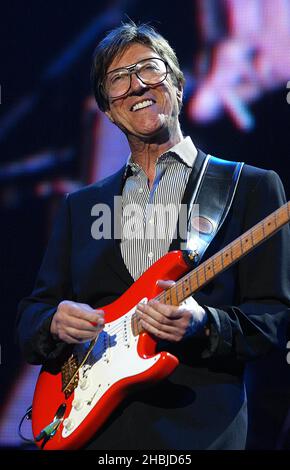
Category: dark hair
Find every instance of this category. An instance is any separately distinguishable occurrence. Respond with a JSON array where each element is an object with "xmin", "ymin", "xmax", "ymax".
[{"xmin": 91, "ymin": 21, "xmax": 185, "ymax": 111}]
